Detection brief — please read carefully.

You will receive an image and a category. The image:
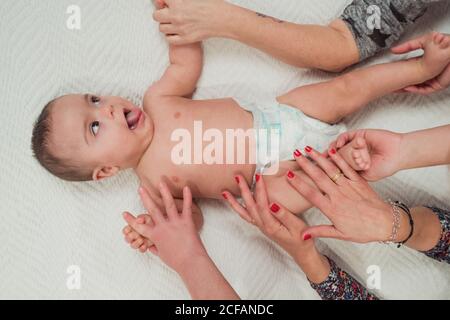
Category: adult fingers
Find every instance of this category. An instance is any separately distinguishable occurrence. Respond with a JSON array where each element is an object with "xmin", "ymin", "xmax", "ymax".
[
  {"xmin": 302, "ymin": 147, "xmax": 348, "ymax": 187},
  {"xmin": 123, "ymin": 212, "xmax": 153, "ymax": 239},
  {"xmin": 403, "ymin": 84, "xmax": 437, "ymax": 95},
  {"xmin": 139, "ymin": 186, "xmax": 166, "ymax": 224},
  {"xmin": 269, "ymin": 202, "xmax": 305, "ymax": 235},
  {"xmin": 222, "ymin": 191, "xmax": 253, "ymax": 224},
  {"xmin": 391, "ymin": 34, "xmax": 427, "ymax": 54},
  {"xmin": 286, "ymin": 171, "xmax": 332, "ymax": 215},
  {"xmin": 327, "ymin": 147, "xmax": 362, "ymax": 182},
  {"xmin": 294, "ymin": 147, "xmax": 340, "ymax": 194},
  {"xmin": 182, "ymin": 186, "xmax": 193, "ymax": 218},
  {"xmin": 159, "ymin": 182, "xmax": 179, "ymax": 219},
  {"xmin": 302, "ymin": 225, "xmax": 344, "ymax": 240},
  {"xmin": 253, "ymin": 176, "xmax": 288, "ymax": 233},
  {"xmin": 254, "ymin": 174, "xmax": 270, "ymax": 210},
  {"xmin": 123, "ymin": 211, "xmax": 138, "ymax": 227},
  {"xmin": 235, "ymin": 175, "xmax": 263, "ymax": 226}
]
